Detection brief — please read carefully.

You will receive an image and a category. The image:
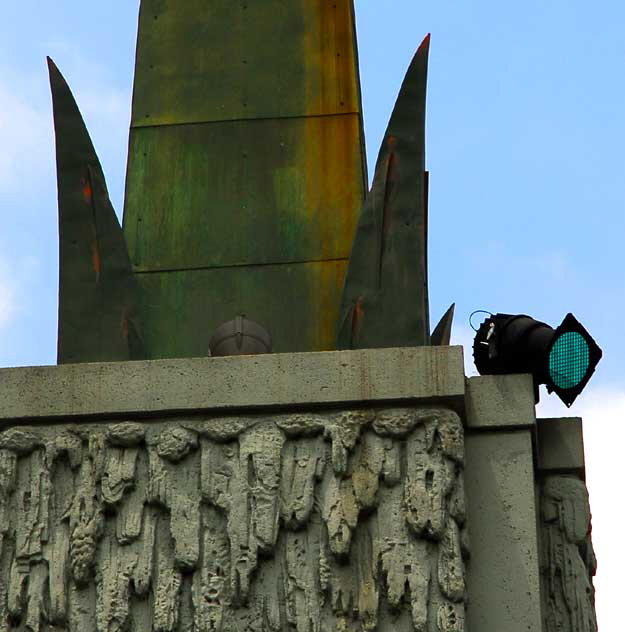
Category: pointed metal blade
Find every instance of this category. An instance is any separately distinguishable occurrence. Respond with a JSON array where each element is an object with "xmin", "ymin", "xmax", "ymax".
[
  {"xmin": 48, "ymin": 58, "xmax": 145, "ymax": 363},
  {"xmin": 431, "ymin": 303, "xmax": 455, "ymax": 346},
  {"xmin": 337, "ymin": 35, "xmax": 430, "ymax": 349}
]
